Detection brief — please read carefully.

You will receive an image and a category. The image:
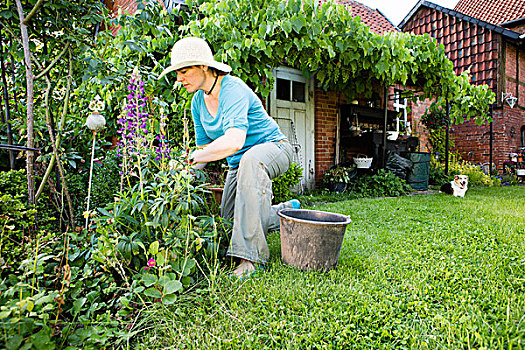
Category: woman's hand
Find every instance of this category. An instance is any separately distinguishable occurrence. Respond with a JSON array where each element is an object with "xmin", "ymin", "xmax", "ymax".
[{"xmin": 191, "ymin": 127, "xmax": 246, "ymax": 163}]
